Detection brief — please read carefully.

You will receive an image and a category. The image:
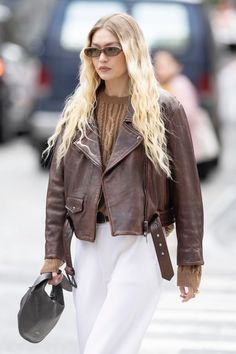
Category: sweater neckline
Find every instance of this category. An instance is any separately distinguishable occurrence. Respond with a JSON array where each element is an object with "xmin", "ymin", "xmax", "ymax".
[{"xmin": 98, "ymin": 90, "xmax": 130, "ymax": 104}]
